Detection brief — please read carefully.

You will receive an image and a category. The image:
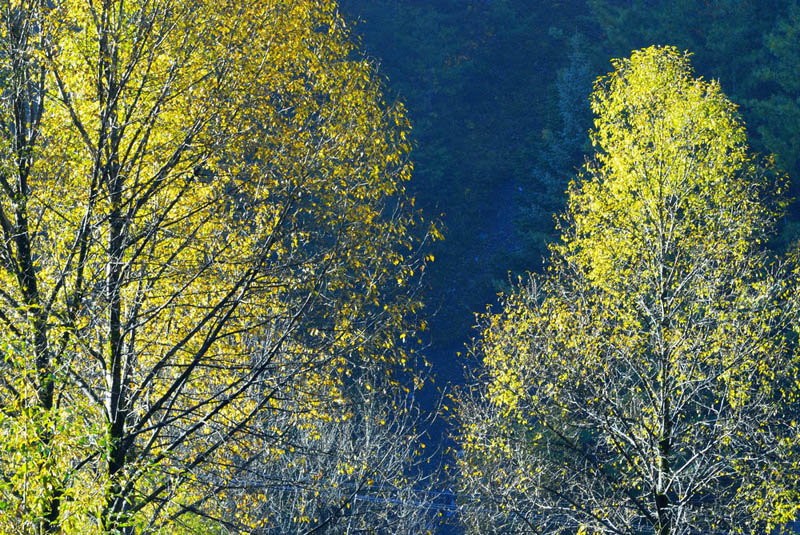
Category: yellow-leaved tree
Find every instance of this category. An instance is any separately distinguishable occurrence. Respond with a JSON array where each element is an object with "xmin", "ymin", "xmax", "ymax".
[
  {"xmin": 0, "ymin": 0, "xmax": 437, "ymax": 533},
  {"xmin": 455, "ymin": 46, "xmax": 800, "ymax": 535}
]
